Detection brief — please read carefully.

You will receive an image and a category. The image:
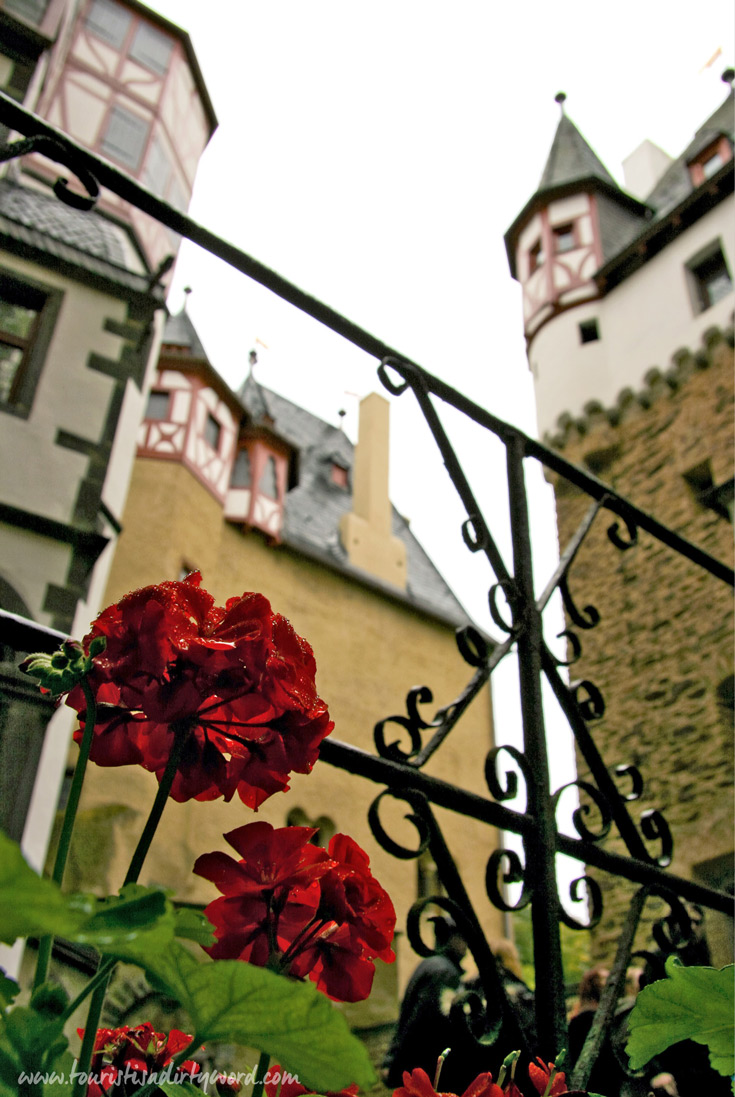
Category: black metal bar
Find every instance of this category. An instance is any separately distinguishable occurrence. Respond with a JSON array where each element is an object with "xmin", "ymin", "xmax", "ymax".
[
  {"xmin": 1, "ymin": 93, "xmax": 729, "ymax": 590},
  {"xmin": 505, "ymin": 432, "xmax": 567, "ymax": 1058}
]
